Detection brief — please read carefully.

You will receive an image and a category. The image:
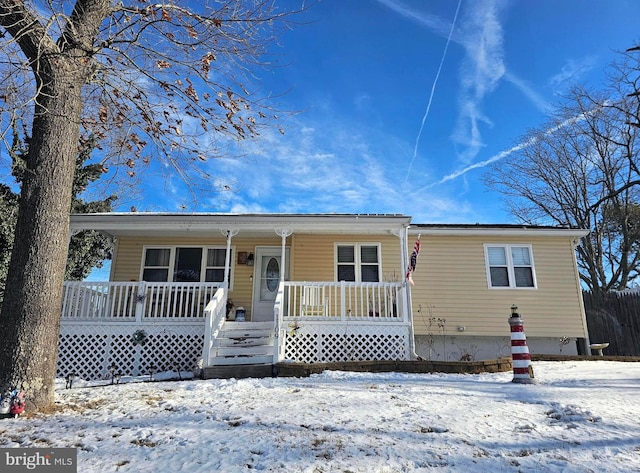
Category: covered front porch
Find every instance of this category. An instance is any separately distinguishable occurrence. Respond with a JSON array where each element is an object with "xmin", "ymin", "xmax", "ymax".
[
  {"xmin": 59, "ymin": 213, "xmax": 415, "ymax": 379},
  {"xmin": 60, "ymin": 278, "xmax": 411, "ymax": 376},
  {"xmin": 199, "ymin": 280, "xmax": 412, "ymax": 370}
]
